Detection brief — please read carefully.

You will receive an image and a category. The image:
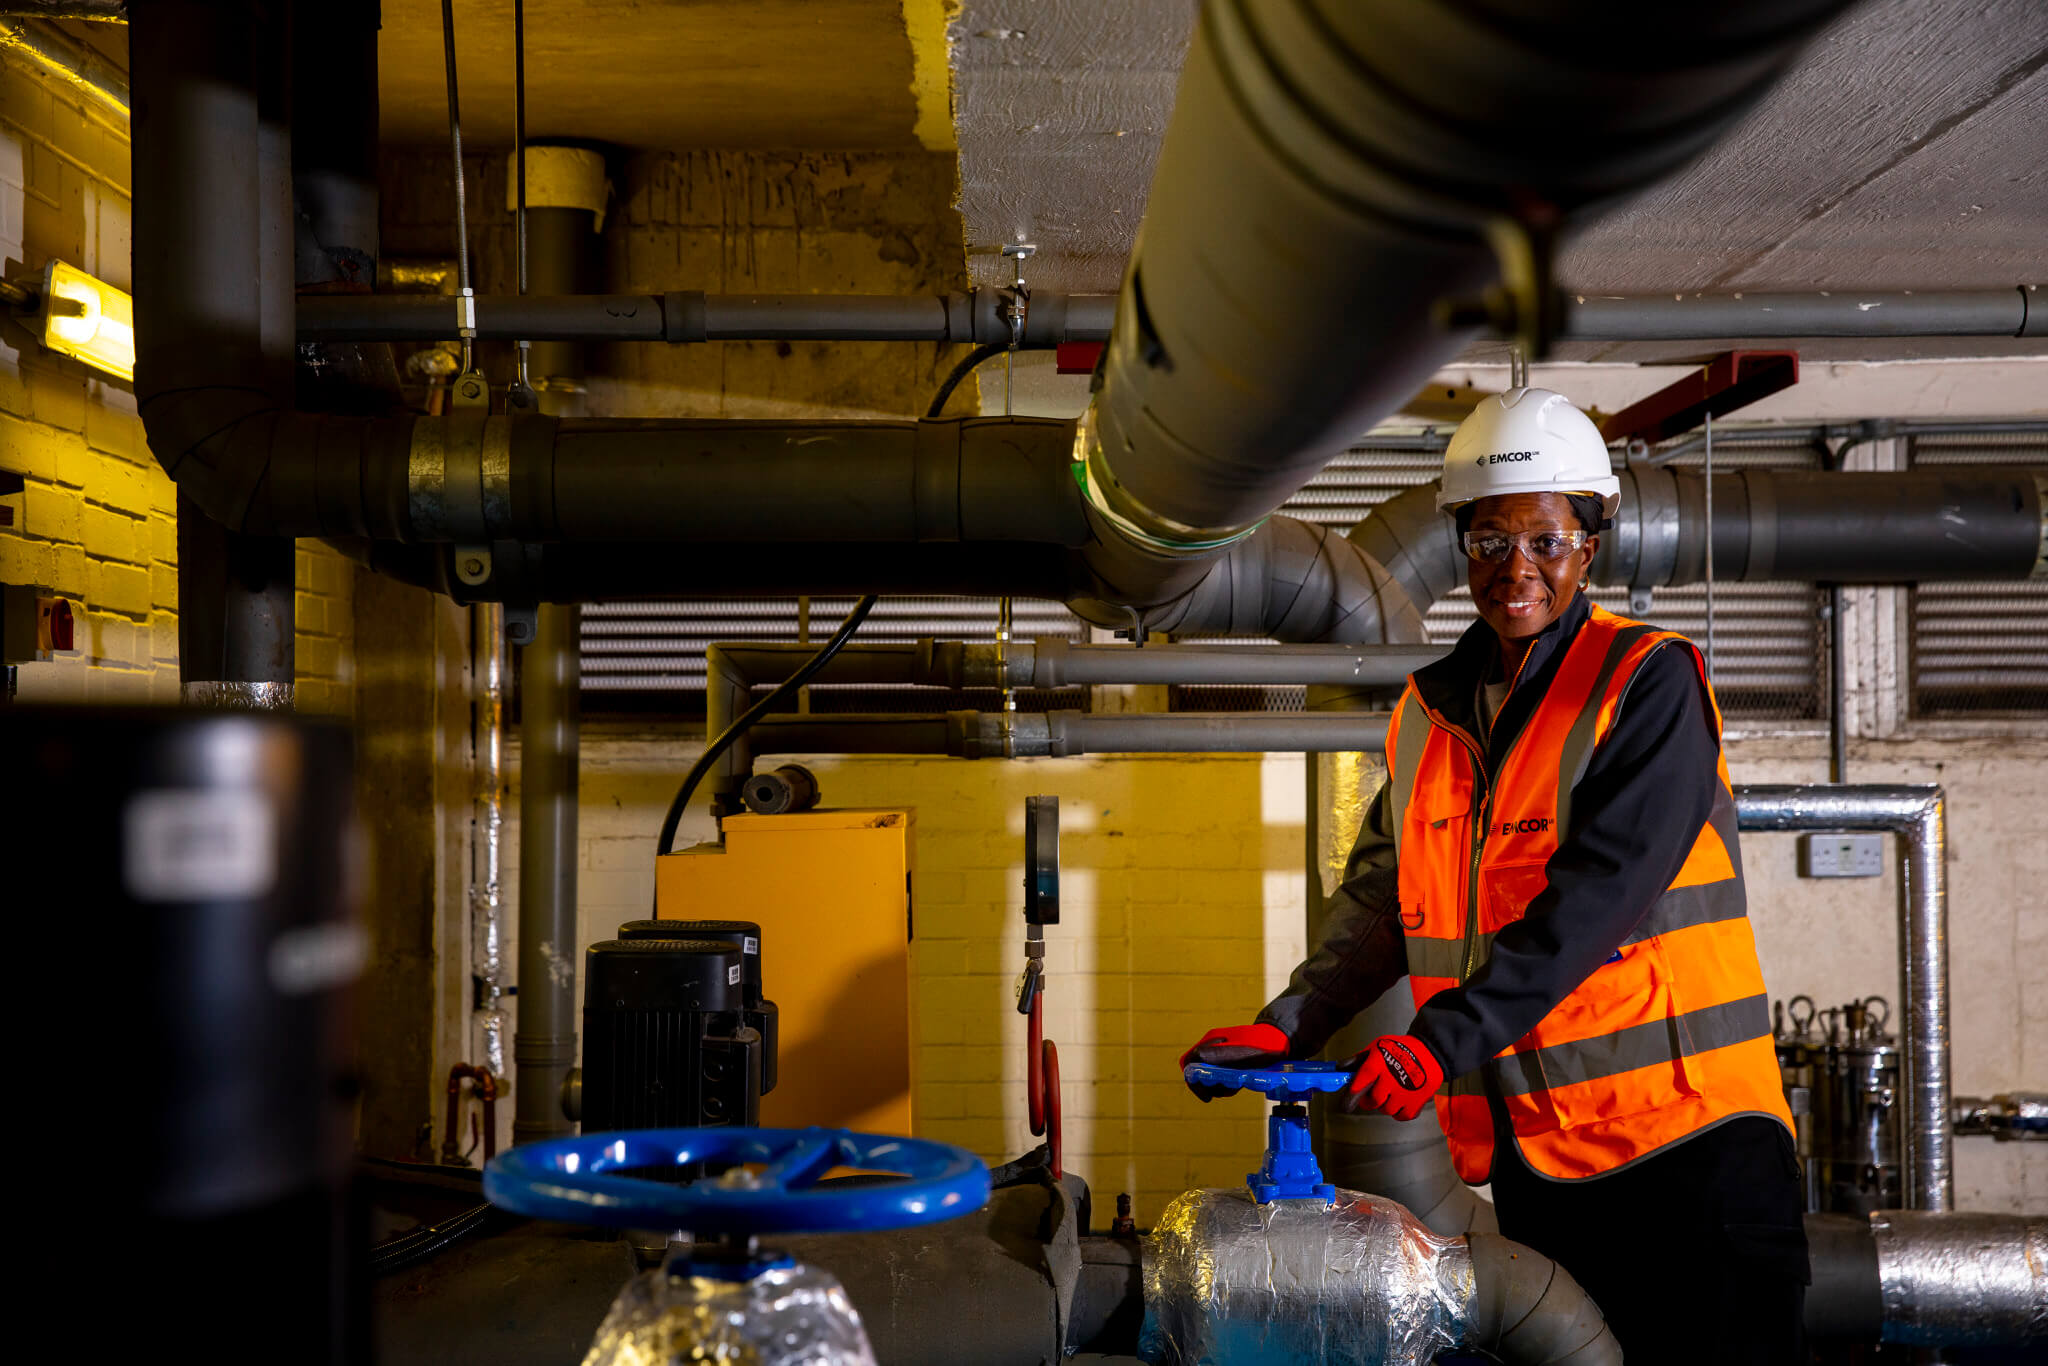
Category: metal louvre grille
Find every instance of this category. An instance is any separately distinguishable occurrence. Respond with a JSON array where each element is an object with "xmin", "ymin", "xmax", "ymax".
[
  {"xmin": 1908, "ymin": 435, "xmax": 2048, "ymax": 717},
  {"xmin": 581, "ymin": 596, "xmax": 1089, "ymax": 712}
]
